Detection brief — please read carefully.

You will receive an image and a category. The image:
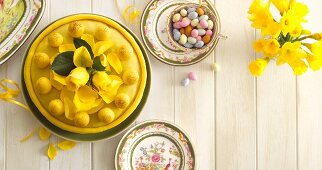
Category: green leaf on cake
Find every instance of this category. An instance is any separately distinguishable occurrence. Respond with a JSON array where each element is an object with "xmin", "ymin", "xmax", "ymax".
[
  {"xmin": 73, "ymin": 38, "xmax": 94, "ymax": 58},
  {"xmin": 92, "ymin": 57, "xmax": 106, "ymax": 71},
  {"xmin": 51, "ymin": 51, "xmax": 76, "ymax": 76}
]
